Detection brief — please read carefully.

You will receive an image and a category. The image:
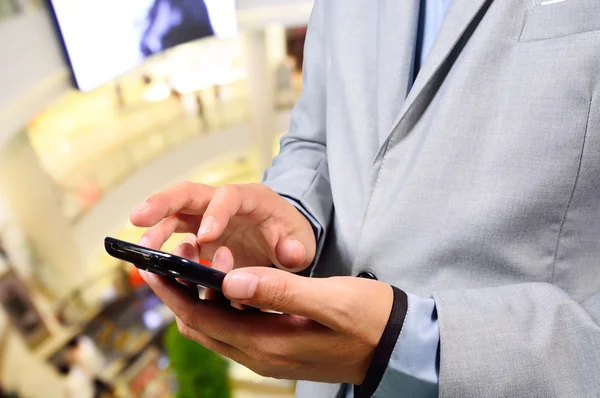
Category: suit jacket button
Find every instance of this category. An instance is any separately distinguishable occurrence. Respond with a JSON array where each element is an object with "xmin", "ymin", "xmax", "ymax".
[{"xmin": 357, "ymin": 271, "xmax": 378, "ymax": 280}]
